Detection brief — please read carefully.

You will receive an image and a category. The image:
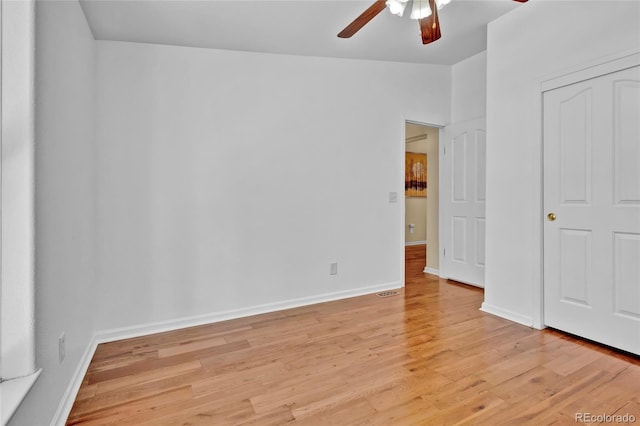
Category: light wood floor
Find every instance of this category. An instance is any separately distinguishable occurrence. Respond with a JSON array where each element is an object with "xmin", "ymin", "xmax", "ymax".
[{"xmin": 67, "ymin": 245, "xmax": 640, "ymax": 425}]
